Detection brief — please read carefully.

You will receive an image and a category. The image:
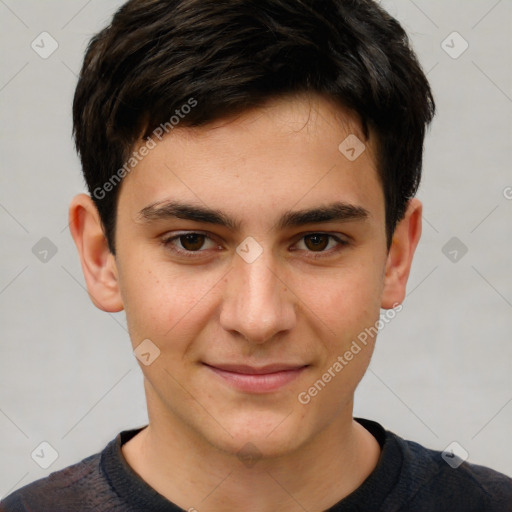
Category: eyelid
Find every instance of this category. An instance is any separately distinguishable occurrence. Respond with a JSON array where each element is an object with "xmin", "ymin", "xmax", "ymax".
[
  {"xmin": 161, "ymin": 230, "xmax": 221, "ymax": 256},
  {"xmin": 293, "ymin": 230, "xmax": 350, "ymax": 243},
  {"xmin": 291, "ymin": 232, "xmax": 350, "ymax": 258},
  {"xmin": 161, "ymin": 230, "xmax": 349, "ymax": 258}
]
